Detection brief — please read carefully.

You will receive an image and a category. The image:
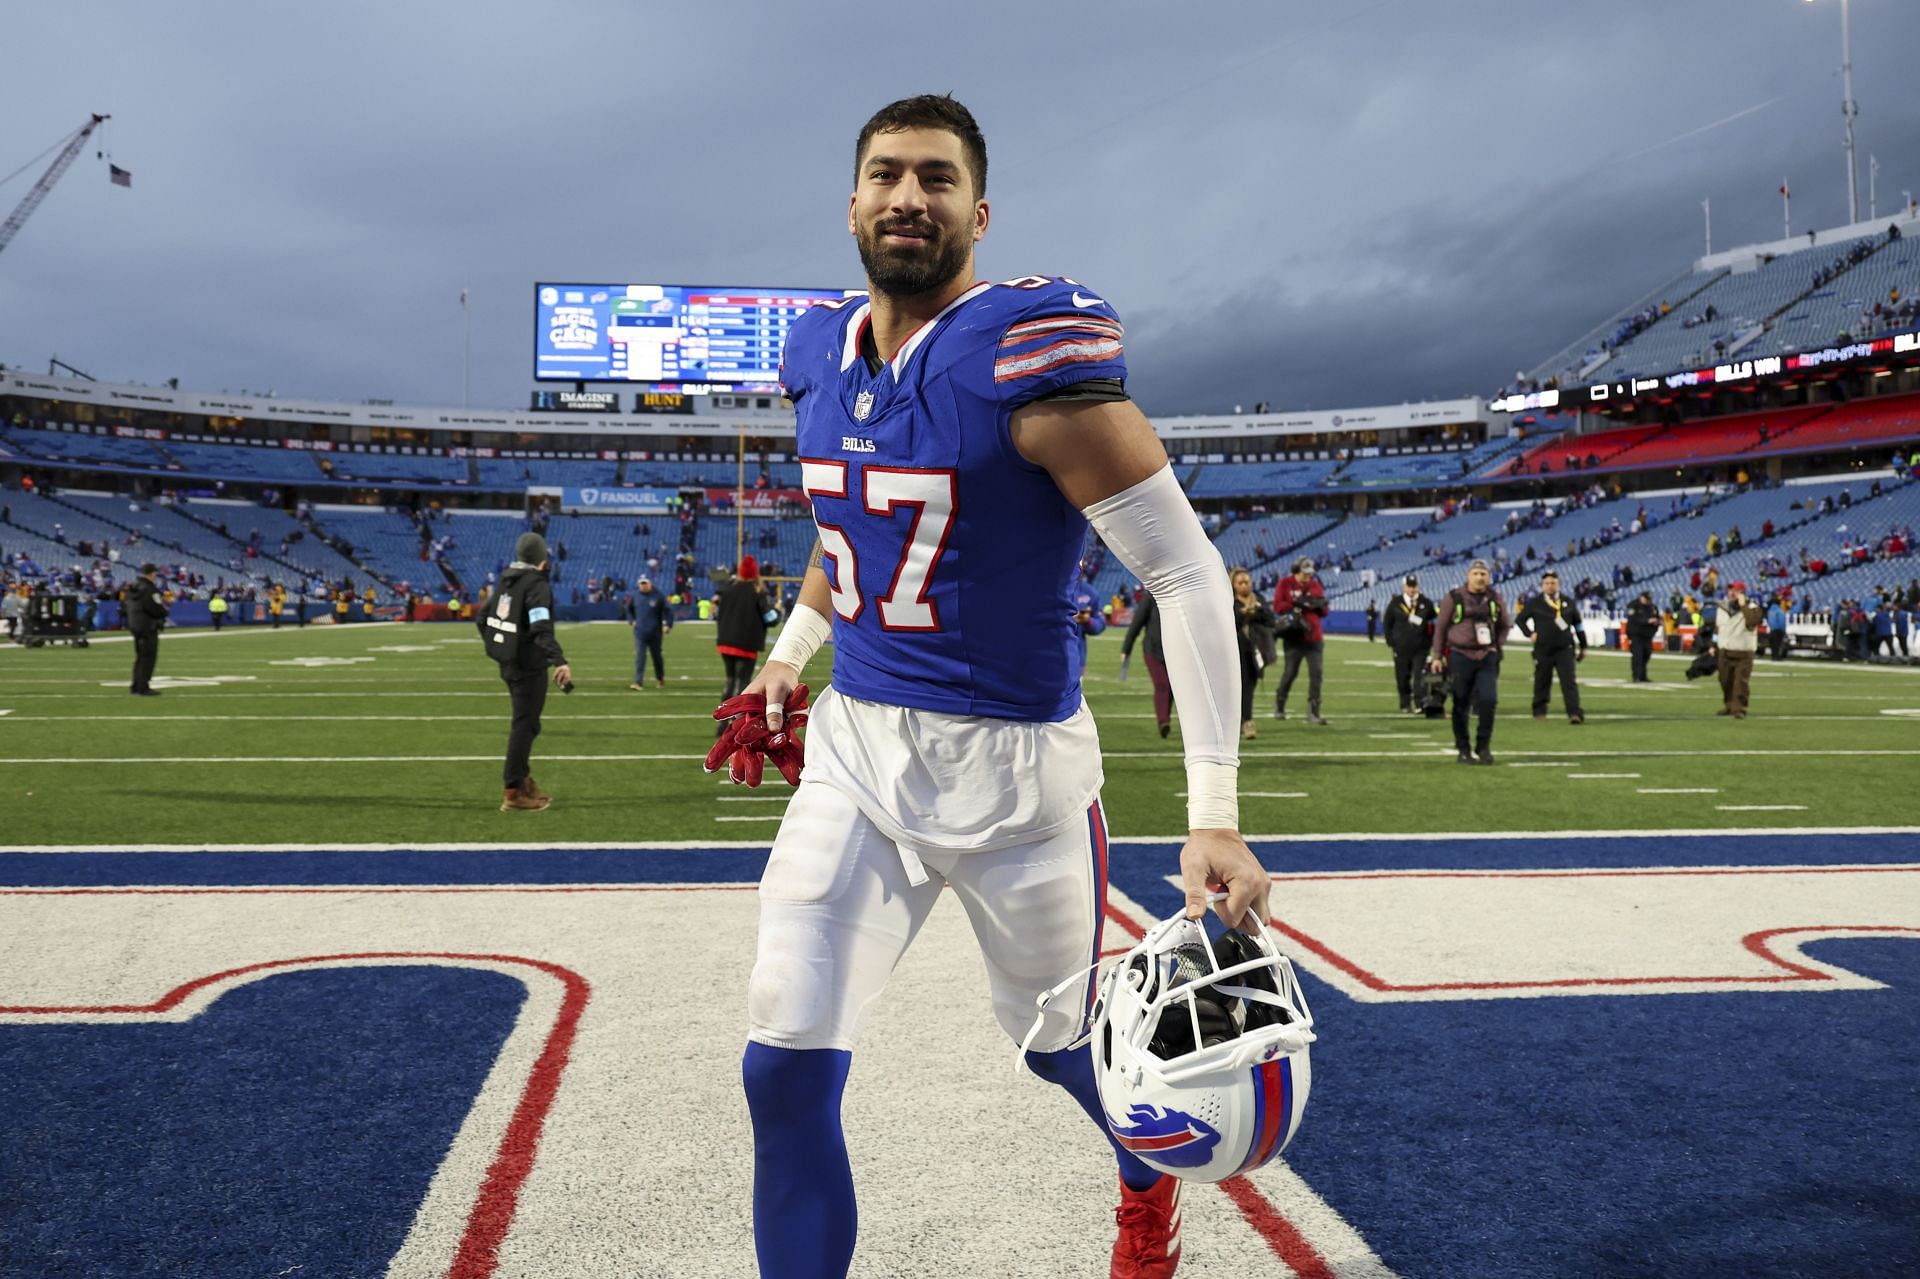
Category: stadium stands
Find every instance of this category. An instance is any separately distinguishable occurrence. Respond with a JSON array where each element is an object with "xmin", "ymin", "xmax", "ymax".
[
  {"xmin": 323, "ymin": 451, "xmax": 470, "ymax": 486},
  {"xmin": 1186, "ymin": 459, "xmax": 1341, "ymax": 498},
  {"xmin": 474, "ymin": 457, "xmax": 621, "ymax": 489},
  {"xmin": 0, "ymin": 426, "xmax": 172, "ymax": 471},
  {"xmin": 1210, "ymin": 514, "xmax": 1341, "ymax": 573},
  {"xmin": 1, "ymin": 488, "xmax": 267, "ymax": 592},
  {"xmin": 161, "ymin": 440, "xmax": 326, "ymax": 484}
]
